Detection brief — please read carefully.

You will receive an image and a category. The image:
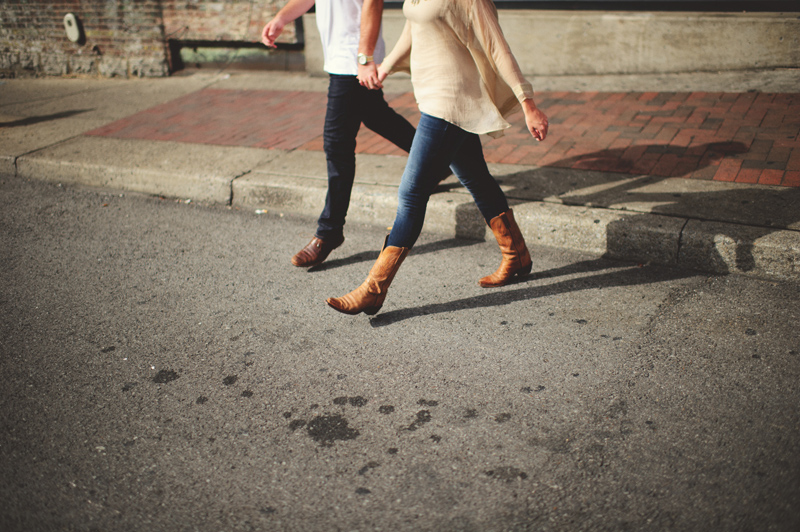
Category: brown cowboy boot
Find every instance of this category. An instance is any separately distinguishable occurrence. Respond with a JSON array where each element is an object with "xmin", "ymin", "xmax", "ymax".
[
  {"xmin": 291, "ymin": 235, "xmax": 345, "ymax": 268},
  {"xmin": 327, "ymin": 238, "xmax": 410, "ymax": 315},
  {"xmin": 479, "ymin": 209, "xmax": 532, "ymax": 287}
]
